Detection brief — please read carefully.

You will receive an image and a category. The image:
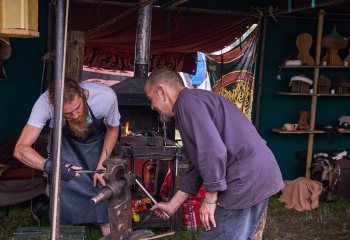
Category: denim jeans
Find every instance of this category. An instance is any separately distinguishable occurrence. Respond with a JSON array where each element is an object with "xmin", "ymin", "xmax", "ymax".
[{"xmin": 199, "ymin": 198, "xmax": 269, "ymax": 240}]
